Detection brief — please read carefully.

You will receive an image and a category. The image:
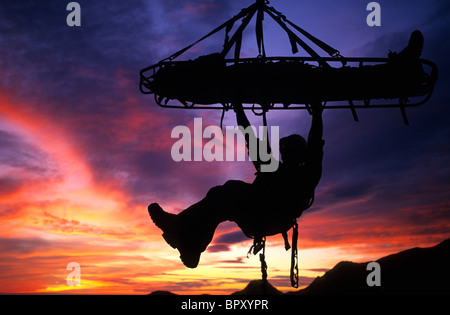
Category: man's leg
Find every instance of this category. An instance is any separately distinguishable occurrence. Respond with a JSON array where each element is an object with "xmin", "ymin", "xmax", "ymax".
[{"xmin": 149, "ymin": 180, "xmax": 251, "ymax": 268}]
